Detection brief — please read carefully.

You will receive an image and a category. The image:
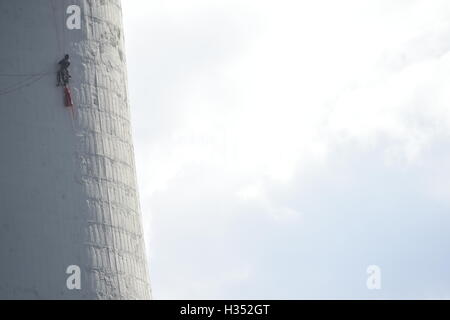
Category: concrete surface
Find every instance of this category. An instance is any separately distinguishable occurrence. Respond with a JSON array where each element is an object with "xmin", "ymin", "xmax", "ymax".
[{"xmin": 0, "ymin": 0, "xmax": 151, "ymax": 299}]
